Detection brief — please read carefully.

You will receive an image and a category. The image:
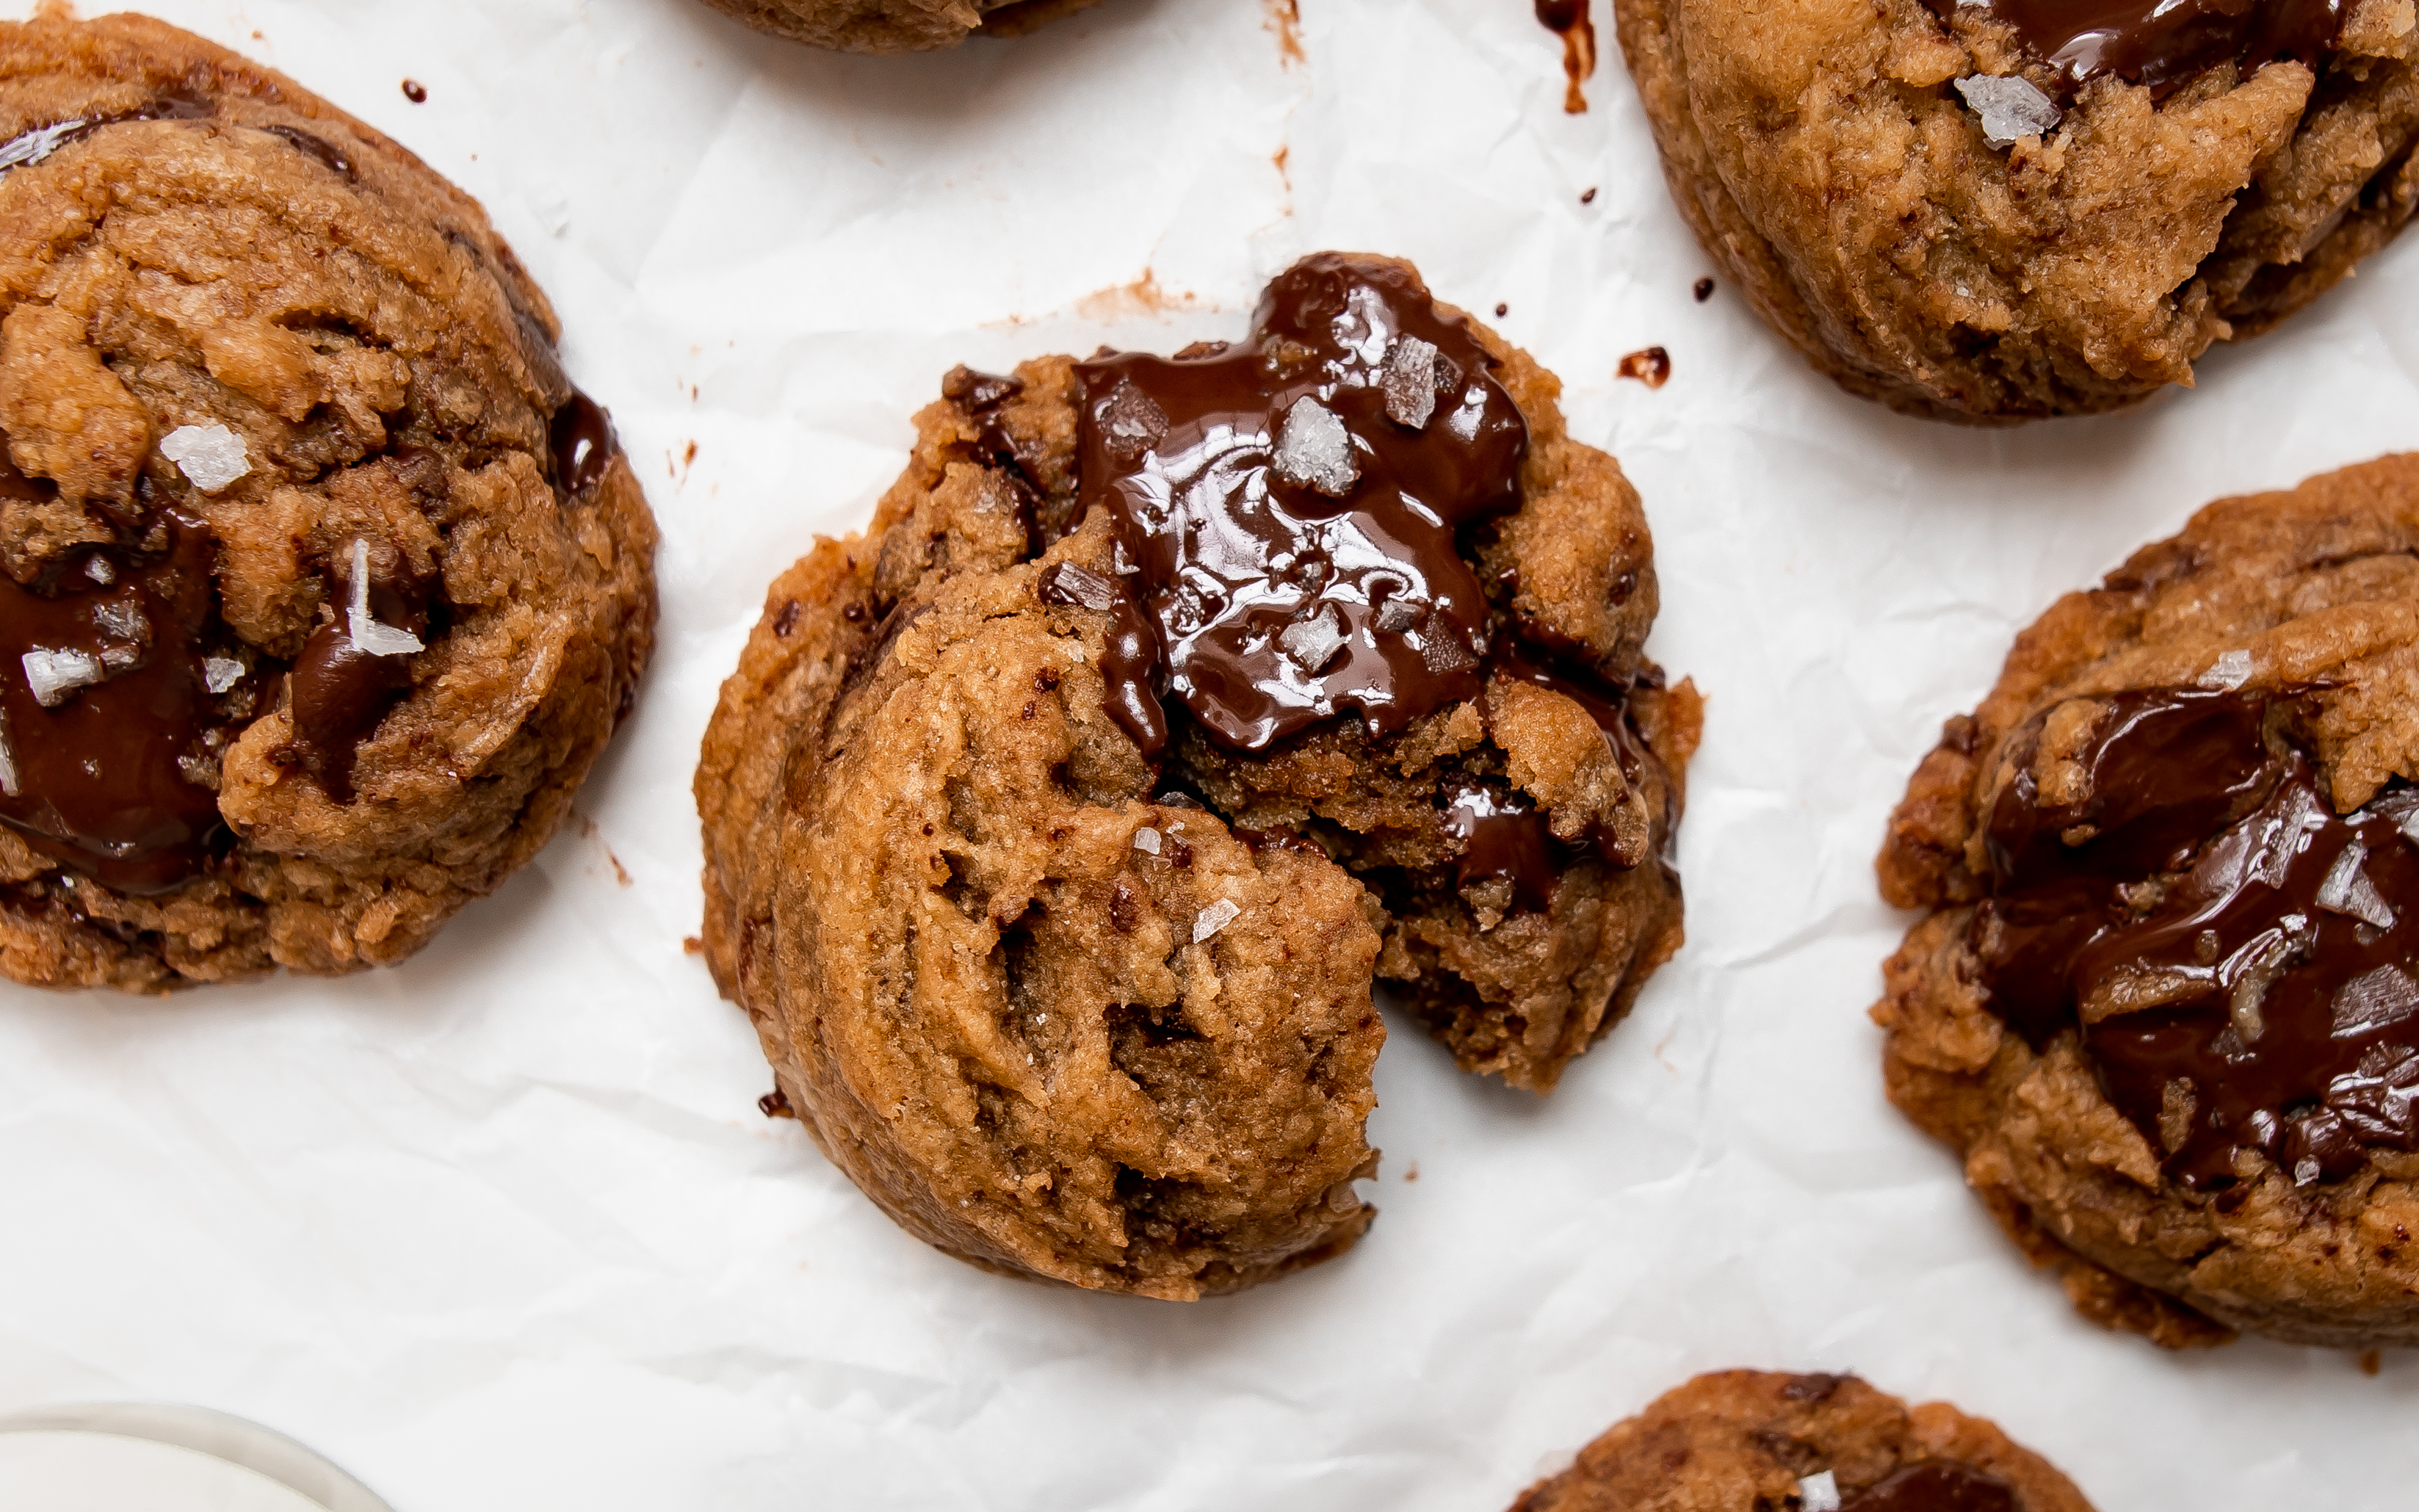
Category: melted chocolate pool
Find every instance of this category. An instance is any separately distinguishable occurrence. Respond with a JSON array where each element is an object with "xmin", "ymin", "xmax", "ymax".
[
  {"xmin": 1074, "ymin": 253, "xmax": 1527, "ymax": 753},
  {"xmin": 1055, "ymin": 254, "xmax": 1677, "ymax": 919},
  {"xmin": 1926, "ymin": 0, "xmax": 2345, "ymax": 93},
  {"xmin": 0, "ymin": 479, "xmax": 253, "ymax": 894},
  {"xmin": 1970, "ymin": 685, "xmax": 2419, "ymax": 1188}
]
